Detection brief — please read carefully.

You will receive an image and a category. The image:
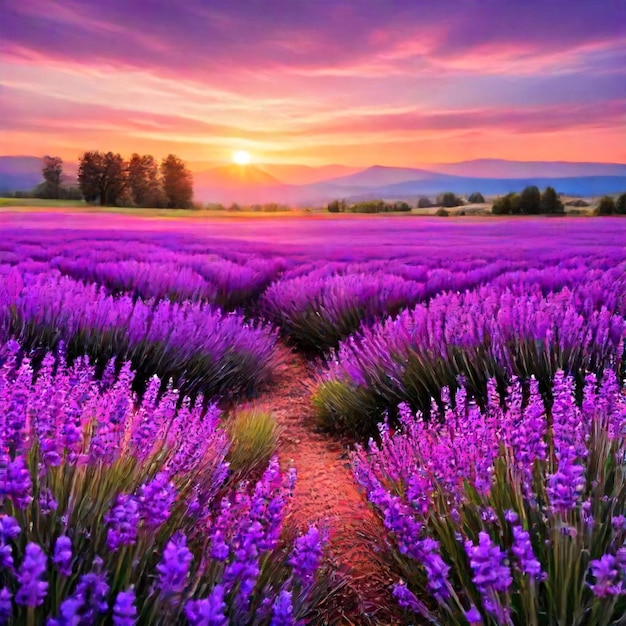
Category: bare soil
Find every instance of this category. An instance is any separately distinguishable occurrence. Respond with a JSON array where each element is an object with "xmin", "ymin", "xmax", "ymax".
[{"xmin": 242, "ymin": 347, "xmax": 401, "ymax": 625}]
